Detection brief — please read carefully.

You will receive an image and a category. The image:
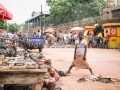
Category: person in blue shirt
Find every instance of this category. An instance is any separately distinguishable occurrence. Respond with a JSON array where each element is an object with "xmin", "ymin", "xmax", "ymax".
[{"xmin": 88, "ymin": 33, "xmax": 93, "ymax": 48}]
